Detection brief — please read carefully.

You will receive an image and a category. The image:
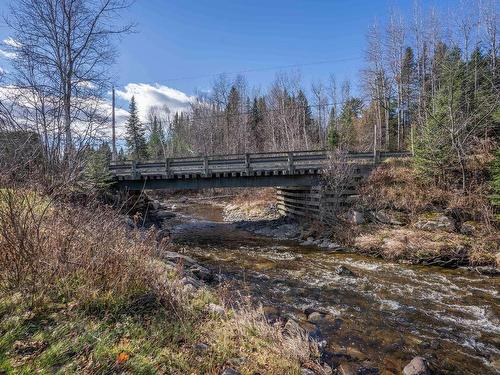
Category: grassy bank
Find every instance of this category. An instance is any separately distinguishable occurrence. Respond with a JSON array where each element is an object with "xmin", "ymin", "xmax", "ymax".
[{"xmin": 0, "ymin": 189, "xmax": 318, "ymax": 374}]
